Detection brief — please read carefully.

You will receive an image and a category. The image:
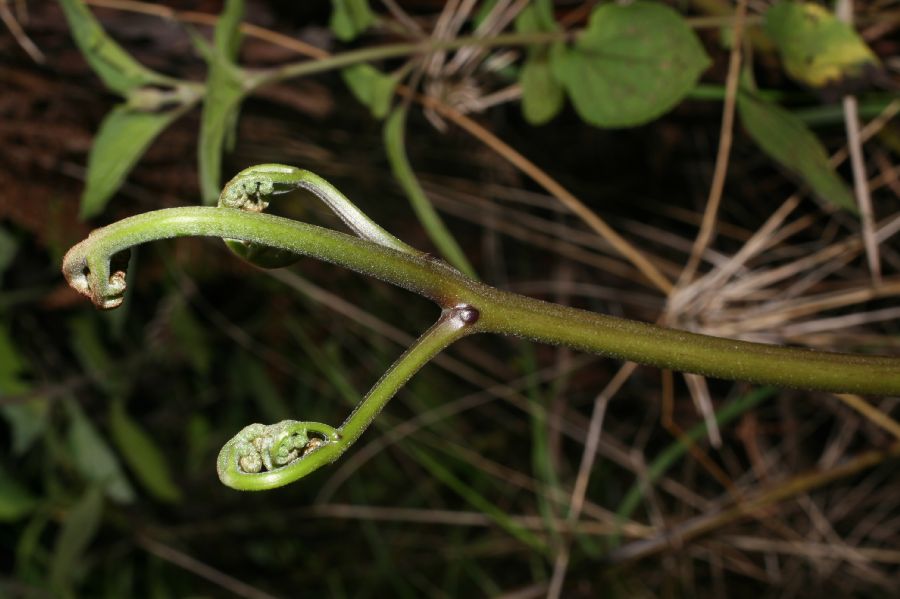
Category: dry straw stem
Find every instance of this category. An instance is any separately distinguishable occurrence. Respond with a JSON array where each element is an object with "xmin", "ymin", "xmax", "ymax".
[
  {"xmin": 836, "ymin": 0, "xmax": 881, "ymax": 283},
  {"xmin": 607, "ymin": 441, "xmax": 900, "ymax": 564},
  {"xmin": 677, "ymin": 0, "xmax": 748, "ymax": 286}
]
